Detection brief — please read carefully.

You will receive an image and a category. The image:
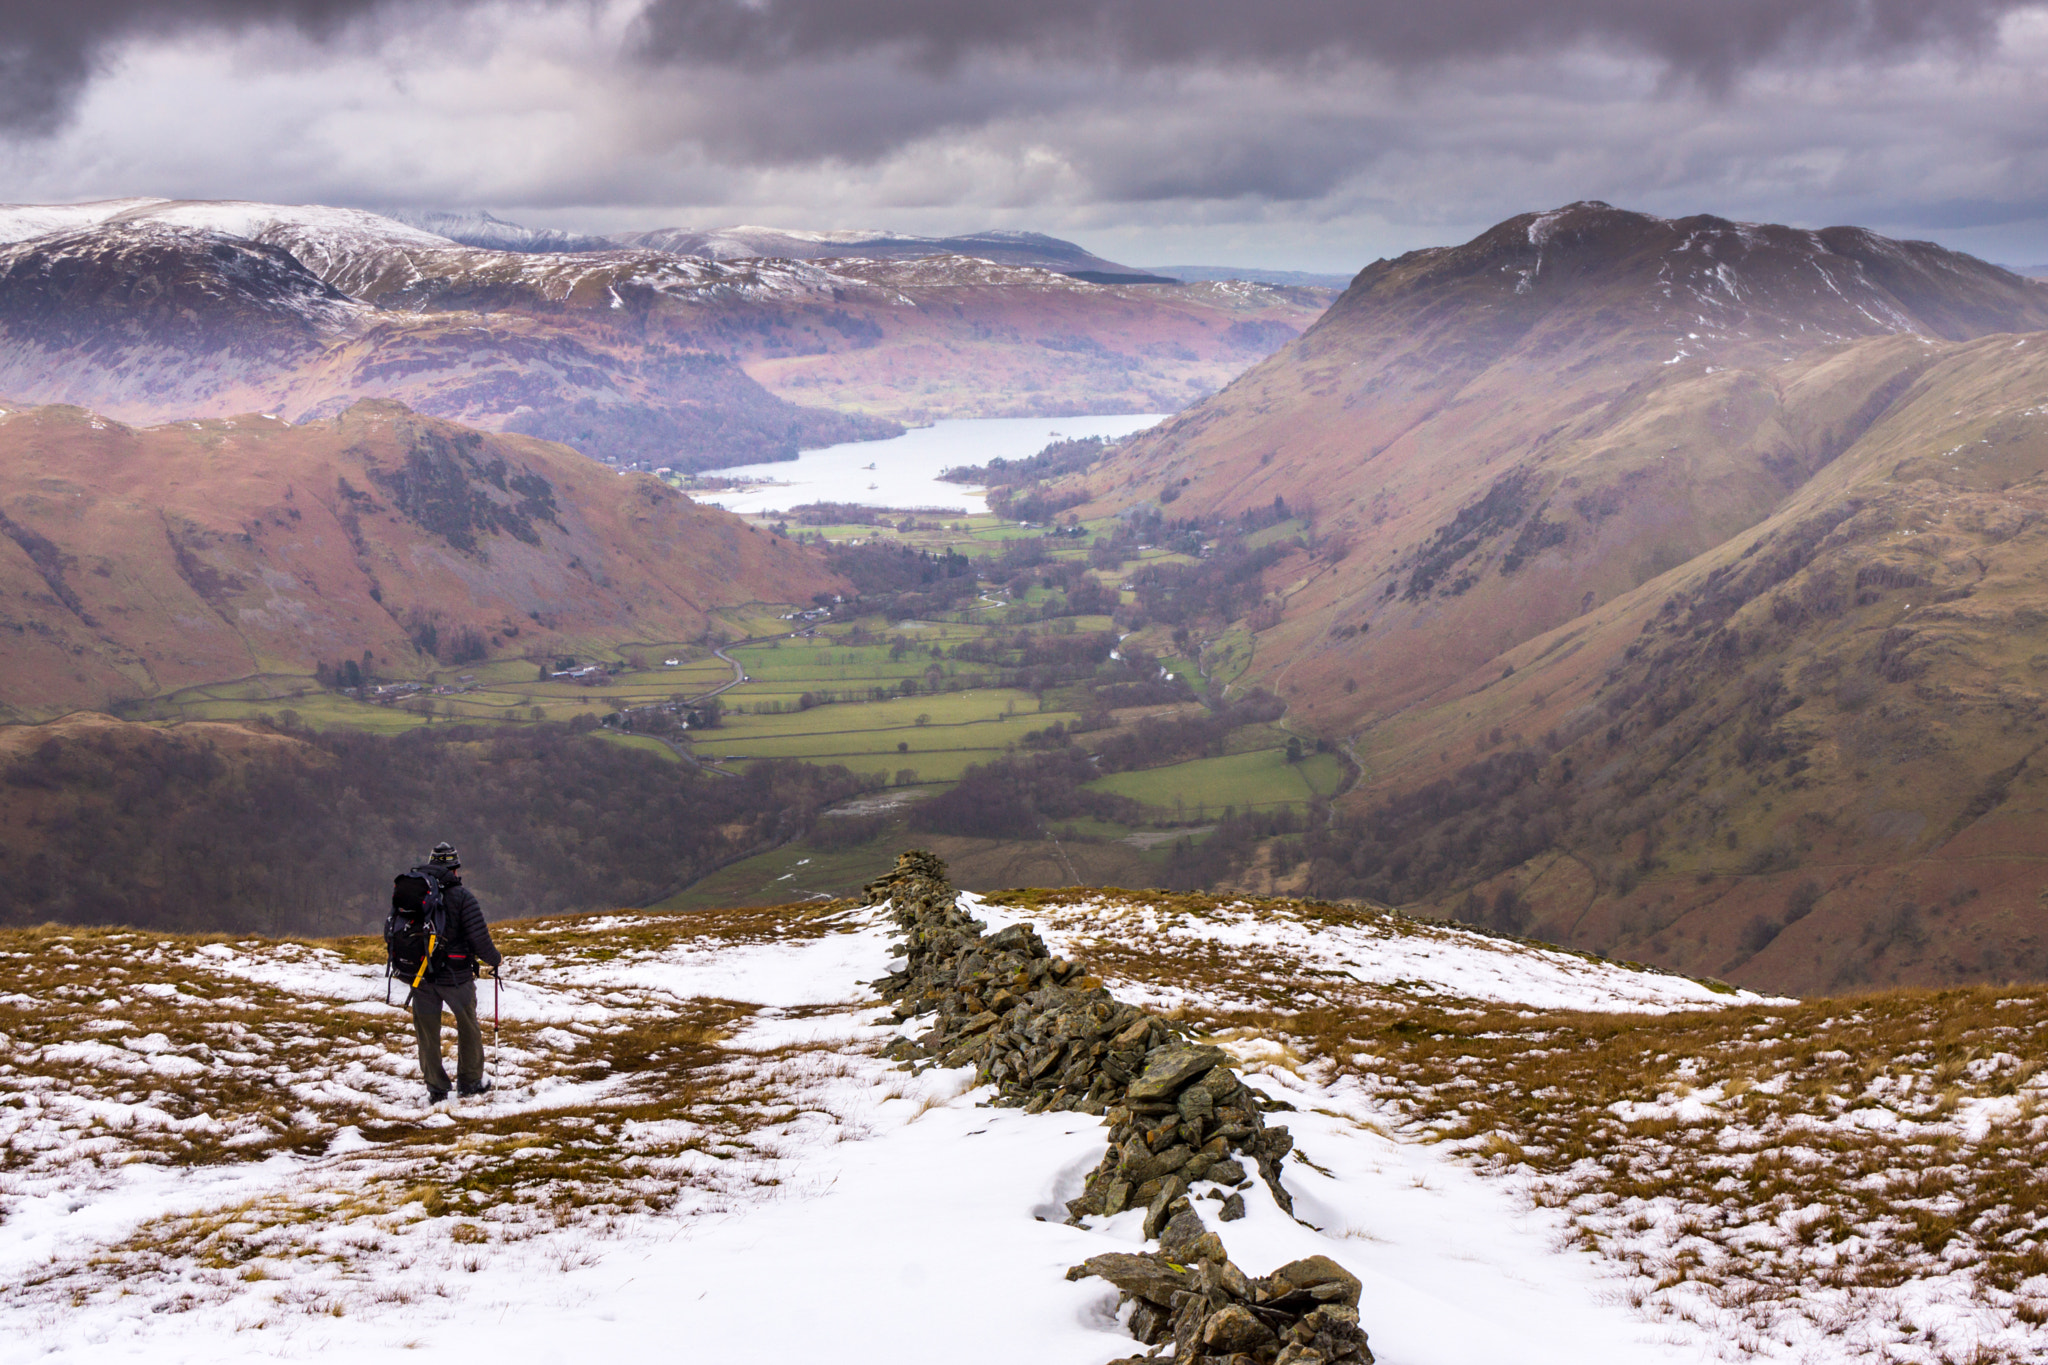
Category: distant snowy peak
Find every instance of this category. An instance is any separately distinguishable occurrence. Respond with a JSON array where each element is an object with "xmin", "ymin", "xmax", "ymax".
[
  {"xmin": 614, "ymin": 224, "xmax": 1145, "ymax": 276},
  {"xmin": 0, "ymin": 219, "xmax": 366, "ymax": 346},
  {"xmin": 0, "ymin": 198, "xmax": 173, "ymax": 246},
  {"xmin": 381, "ymin": 208, "xmax": 616, "ymax": 254},
  {"xmin": 0, "ymin": 199, "xmax": 1151, "ymax": 281},
  {"xmin": 112, "ymin": 200, "xmax": 451, "ymax": 247},
  {"xmin": 0, "ymin": 198, "xmax": 447, "ymax": 249}
]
